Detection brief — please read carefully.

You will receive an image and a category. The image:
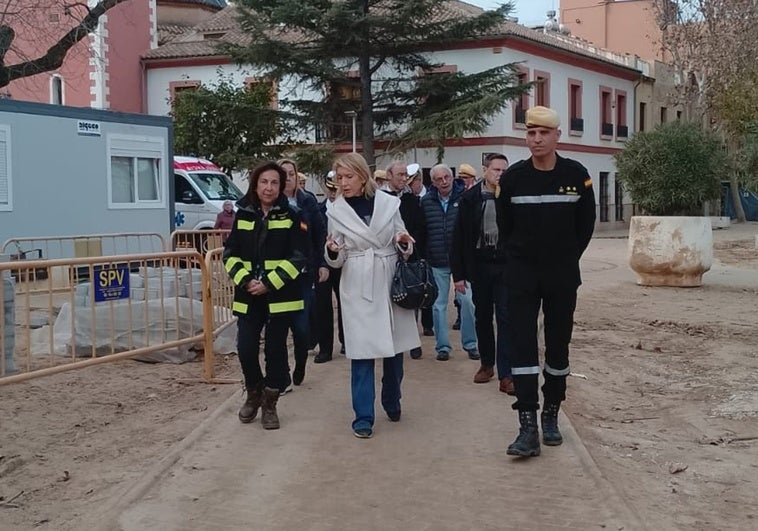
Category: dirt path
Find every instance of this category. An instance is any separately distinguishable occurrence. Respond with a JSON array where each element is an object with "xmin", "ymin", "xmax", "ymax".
[{"xmin": 567, "ymin": 230, "xmax": 758, "ymax": 530}]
